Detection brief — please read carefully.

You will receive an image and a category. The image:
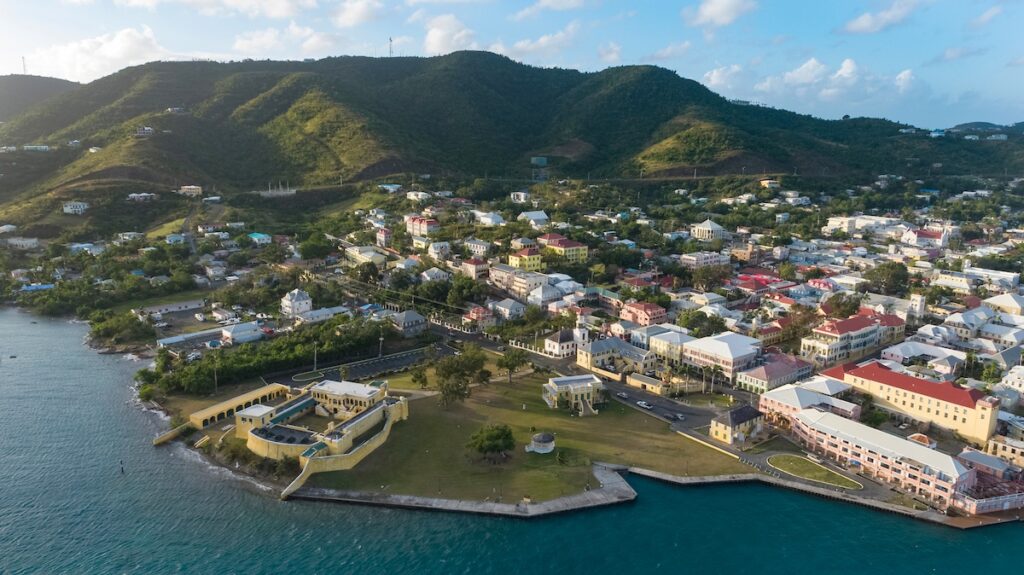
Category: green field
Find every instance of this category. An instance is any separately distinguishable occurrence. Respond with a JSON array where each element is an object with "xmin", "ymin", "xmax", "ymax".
[
  {"xmin": 768, "ymin": 454, "xmax": 862, "ymax": 490},
  {"xmin": 308, "ymin": 374, "xmax": 749, "ymax": 502}
]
